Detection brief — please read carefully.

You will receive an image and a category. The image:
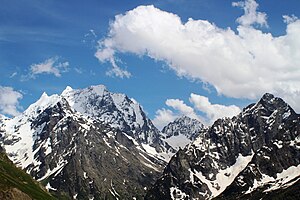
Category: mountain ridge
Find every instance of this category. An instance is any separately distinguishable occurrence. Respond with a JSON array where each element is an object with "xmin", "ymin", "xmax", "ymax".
[{"xmin": 145, "ymin": 93, "xmax": 300, "ymax": 200}]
